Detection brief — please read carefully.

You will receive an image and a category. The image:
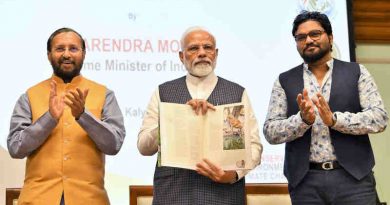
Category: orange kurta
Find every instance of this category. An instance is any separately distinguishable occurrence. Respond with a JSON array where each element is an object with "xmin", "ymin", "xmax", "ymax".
[{"xmin": 18, "ymin": 75, "xmax": 109, "ymax": 205}]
